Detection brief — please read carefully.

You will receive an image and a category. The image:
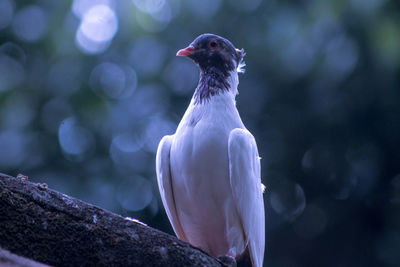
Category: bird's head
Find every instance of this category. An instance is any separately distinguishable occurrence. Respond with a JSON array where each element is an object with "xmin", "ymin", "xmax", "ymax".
[{"xmin": 177, "ymin": 33, "xmax": 245, "ymax": 75}]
